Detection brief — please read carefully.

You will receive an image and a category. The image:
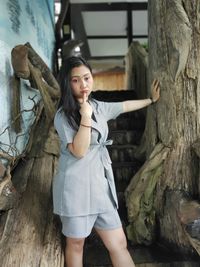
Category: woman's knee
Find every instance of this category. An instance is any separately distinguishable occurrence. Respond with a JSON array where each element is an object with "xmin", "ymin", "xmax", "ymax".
[
  {"xmin": 66, "ymin": 237, "xmax": 85, "ymax": 253},
  {"xmin": 112, "ymin": 235, "xmax": 127, "ymax": 252},
  {"xmin": 105, "ymin": 231, "xmax": 128, "ymax": 253}
]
